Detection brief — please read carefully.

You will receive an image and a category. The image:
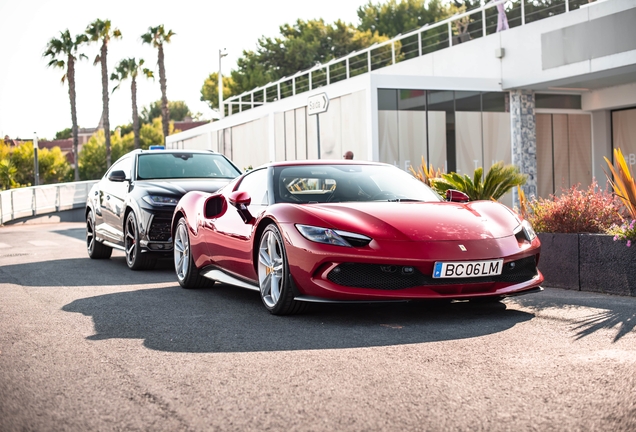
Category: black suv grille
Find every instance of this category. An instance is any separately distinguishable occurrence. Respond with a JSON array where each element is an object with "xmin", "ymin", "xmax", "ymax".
[
  {"xmin": 148, "ymin": 212, "xmax": 173, "ymax": 242},
  {"xmin": 327, "ymin": 256, "xmax": 538, "ymax": 290}
]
